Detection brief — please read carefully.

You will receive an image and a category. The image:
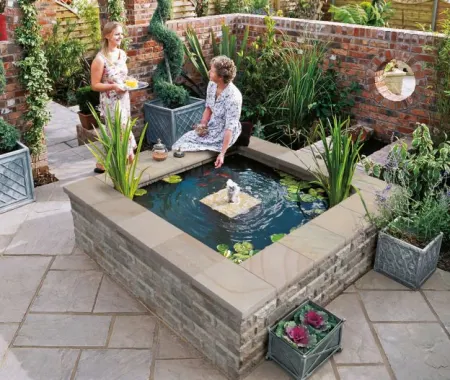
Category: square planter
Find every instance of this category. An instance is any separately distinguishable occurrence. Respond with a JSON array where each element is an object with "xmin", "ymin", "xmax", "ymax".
[
  {"xmin": 0, "ymin": 141, "xmax": 35, "ymax": 213},
  {"xmin": 267, "ymin": 299, "xmax": 344, "ymax": 380},
  {"xmin": 144, "ymin": 97, "xmax": 205, "ymax": 150},
  {"xmin": 374, "ymin": 230, "xmax": 443, "ymax": 289}
]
